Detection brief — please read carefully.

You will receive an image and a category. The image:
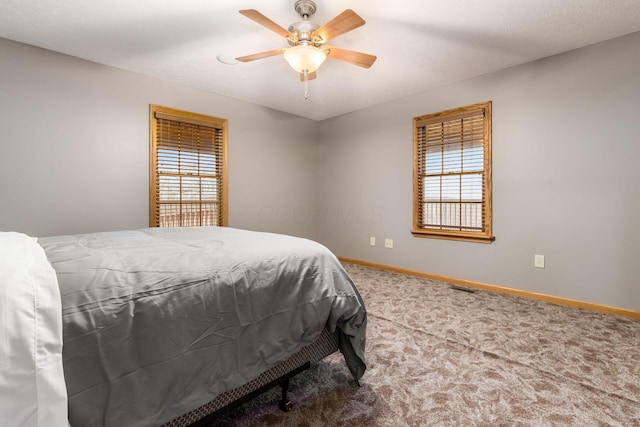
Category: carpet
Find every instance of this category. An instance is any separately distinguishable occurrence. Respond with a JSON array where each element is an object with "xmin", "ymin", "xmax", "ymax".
[{"xmin": 211, "ymin": 263, "xmax": 640, "ymax": 426}]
